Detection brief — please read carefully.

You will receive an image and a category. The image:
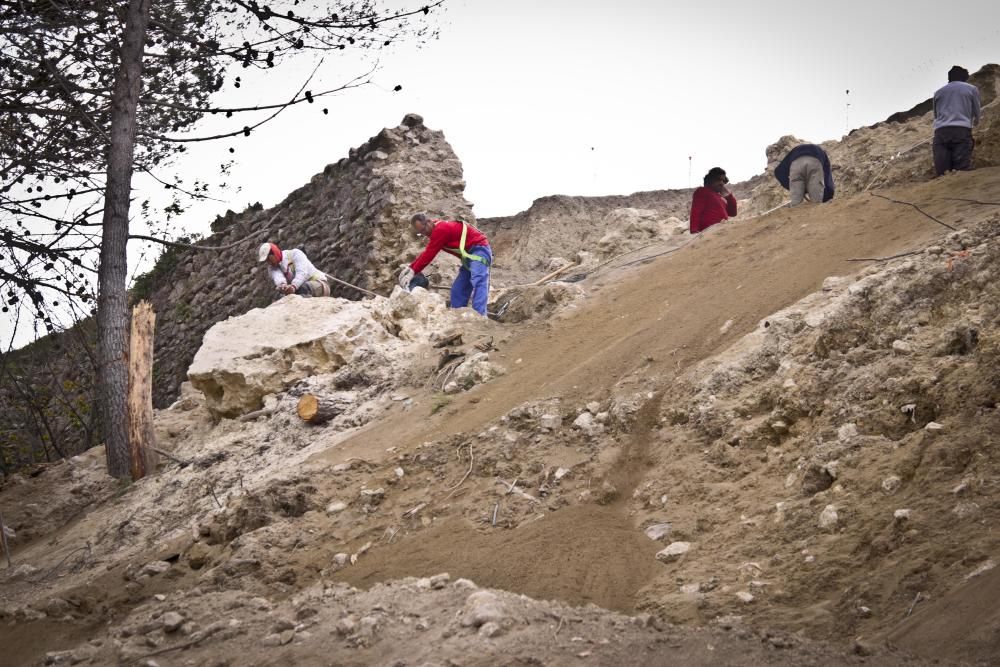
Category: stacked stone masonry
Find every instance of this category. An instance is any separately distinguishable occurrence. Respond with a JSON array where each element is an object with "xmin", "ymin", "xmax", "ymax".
[{"xmin": 147, "ymin": 114, "xmax": 475, "ymax": 406}]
